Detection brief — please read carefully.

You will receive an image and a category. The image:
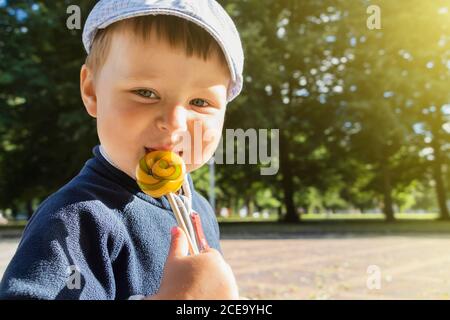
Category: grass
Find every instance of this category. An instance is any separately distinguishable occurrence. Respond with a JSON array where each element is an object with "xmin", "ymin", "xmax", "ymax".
[
  {"xmin": 0, "ymin": 220, "xmax": 27, "ymax": 230},
  {"xmin": 218, "ymin": 219, "xmax": 450, "ymax": 237},
  {"xmin": 302, "ymin": 212, "xmax": 439, "ymax": 220},
  {"xmin": 217, "ymin": 212, "xmax": 439, "ymax": 223},
  {"xmin": 217, "ymin": 213, "xmax": 450, "ymax": 237},
  {"xmin": 2, "ymin": 213, "xmax": 448, "ymax": 237}
]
